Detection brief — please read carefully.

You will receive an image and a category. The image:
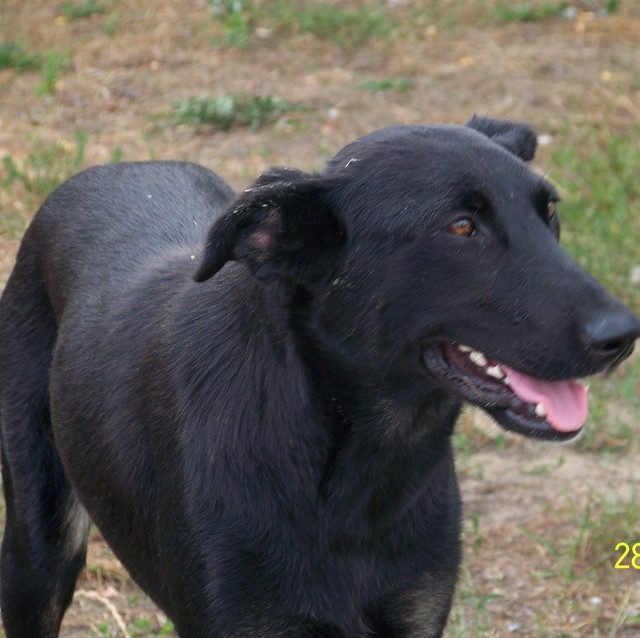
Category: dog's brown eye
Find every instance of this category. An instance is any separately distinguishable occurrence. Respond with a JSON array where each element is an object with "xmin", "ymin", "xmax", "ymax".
[
  {"xmin": 546, "ymin": 201, "xmax": 557, "ymax": 220},
  {"xmin": 448, "ymin": 218, "xmax": 475, "ymax": 237}
]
